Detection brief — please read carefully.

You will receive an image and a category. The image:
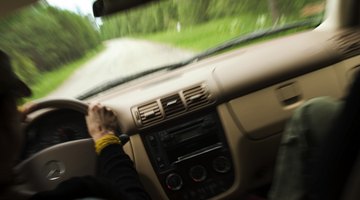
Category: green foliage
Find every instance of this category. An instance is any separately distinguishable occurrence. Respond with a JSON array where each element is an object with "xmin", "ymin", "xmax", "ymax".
[
  {"xmin": 145, "ymin": 16, "xmax": 315, "ymax": 51},
  {"xmin": 0, "ymin": 4, "xmax": 101, "ymax": 72},
  {"xmin": 177, "ymin": 0, "xmax": 210, "ymax": 26},
  {"xmin": 101, "ymin": 0, "xmax": 325, "ymax": 40},
  {"xmin": 100, "ymin": 1, "xmax": 180, "ymax": 40},
  {"xmin": 143, "ymin": 16, "xmax": 274, "ymax": 51},
  {"xmin": 11, "ymin": 51, "xmax": 40, "ymax": 85},
  {"xmin": 25, "ymin": 47, "xmax": 103, "ymax": 102}
]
